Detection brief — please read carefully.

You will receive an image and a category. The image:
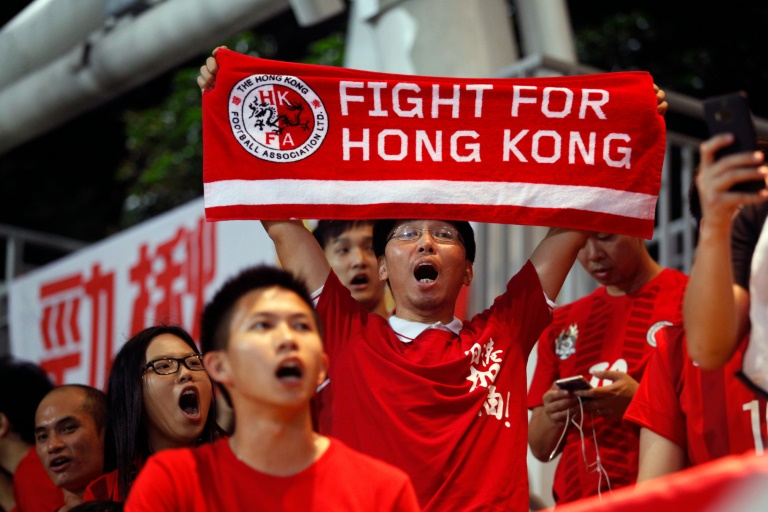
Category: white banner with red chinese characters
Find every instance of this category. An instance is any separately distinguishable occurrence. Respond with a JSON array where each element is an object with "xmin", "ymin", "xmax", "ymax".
[{"xmin": 9, "ymin": 198, "xmax": 275, "ymax": 389}]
